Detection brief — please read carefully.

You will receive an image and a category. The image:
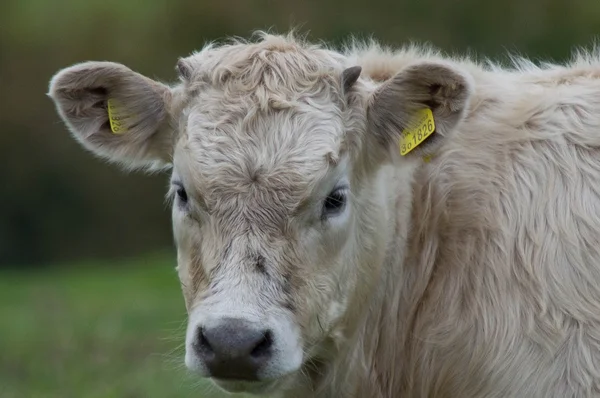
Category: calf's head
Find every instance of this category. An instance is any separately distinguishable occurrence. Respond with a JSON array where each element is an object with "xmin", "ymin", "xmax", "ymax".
[{"xmin": 48, "ymin": 35, "xmax": 472, "ymax": 395}]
